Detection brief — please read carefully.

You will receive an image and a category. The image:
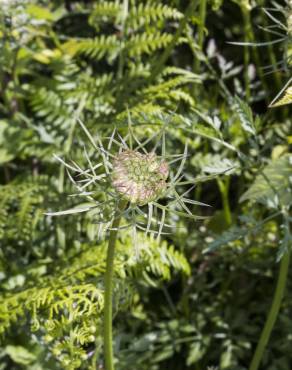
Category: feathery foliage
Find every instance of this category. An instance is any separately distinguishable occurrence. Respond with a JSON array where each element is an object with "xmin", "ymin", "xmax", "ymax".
[{"xmin": 1, "ymin": 0, "xmax": 292, "ymax": 369}]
